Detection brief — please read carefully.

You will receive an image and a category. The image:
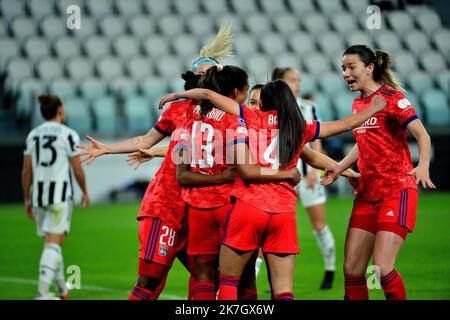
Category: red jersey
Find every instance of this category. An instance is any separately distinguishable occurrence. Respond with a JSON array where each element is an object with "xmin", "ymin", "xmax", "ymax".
[
  {"xmin": 137, "ymin": 100, "xmax": 194, "ymax": 229},
  {"xmin": 232, "ymin": 104, "xmax": 320, "ymax": 213},
  {"xmin": 352, "ymin": 85, "xmax": 419, "ymax": 202},
  {"xmin": 179, "ymin": 104, "xmax": 247, "ymax": 209}
]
